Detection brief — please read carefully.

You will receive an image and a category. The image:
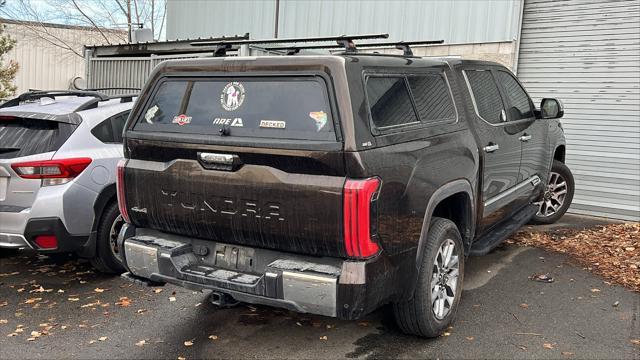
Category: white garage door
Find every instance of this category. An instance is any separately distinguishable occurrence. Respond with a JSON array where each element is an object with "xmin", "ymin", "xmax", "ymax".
[{"xmin": 517, "ymin": 0, "xmax": 640, "ymax": 220}]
